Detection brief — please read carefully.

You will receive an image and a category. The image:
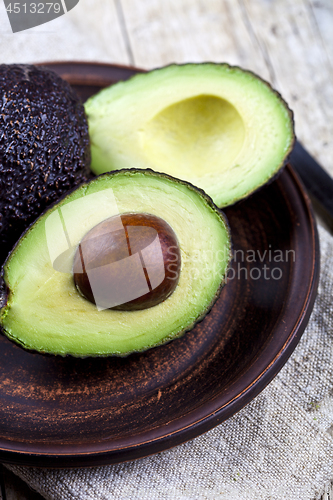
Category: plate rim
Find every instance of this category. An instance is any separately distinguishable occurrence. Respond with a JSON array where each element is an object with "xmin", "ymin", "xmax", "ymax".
[{"xmin": 0, "ymin": 62, "xmax": 320, "ymax": 467}]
